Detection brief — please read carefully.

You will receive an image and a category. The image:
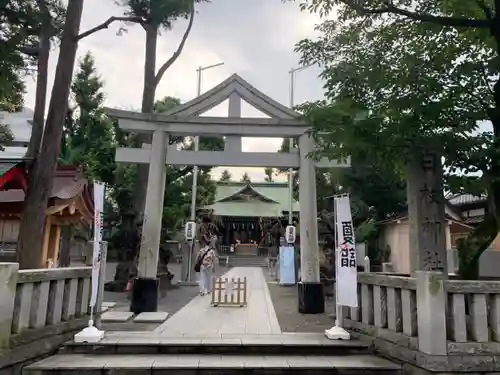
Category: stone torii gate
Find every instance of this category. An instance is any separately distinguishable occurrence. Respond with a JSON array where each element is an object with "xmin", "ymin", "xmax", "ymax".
[{"xmin": 108, "ymin": 74, "xmax": 350, "ymax": 314}]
